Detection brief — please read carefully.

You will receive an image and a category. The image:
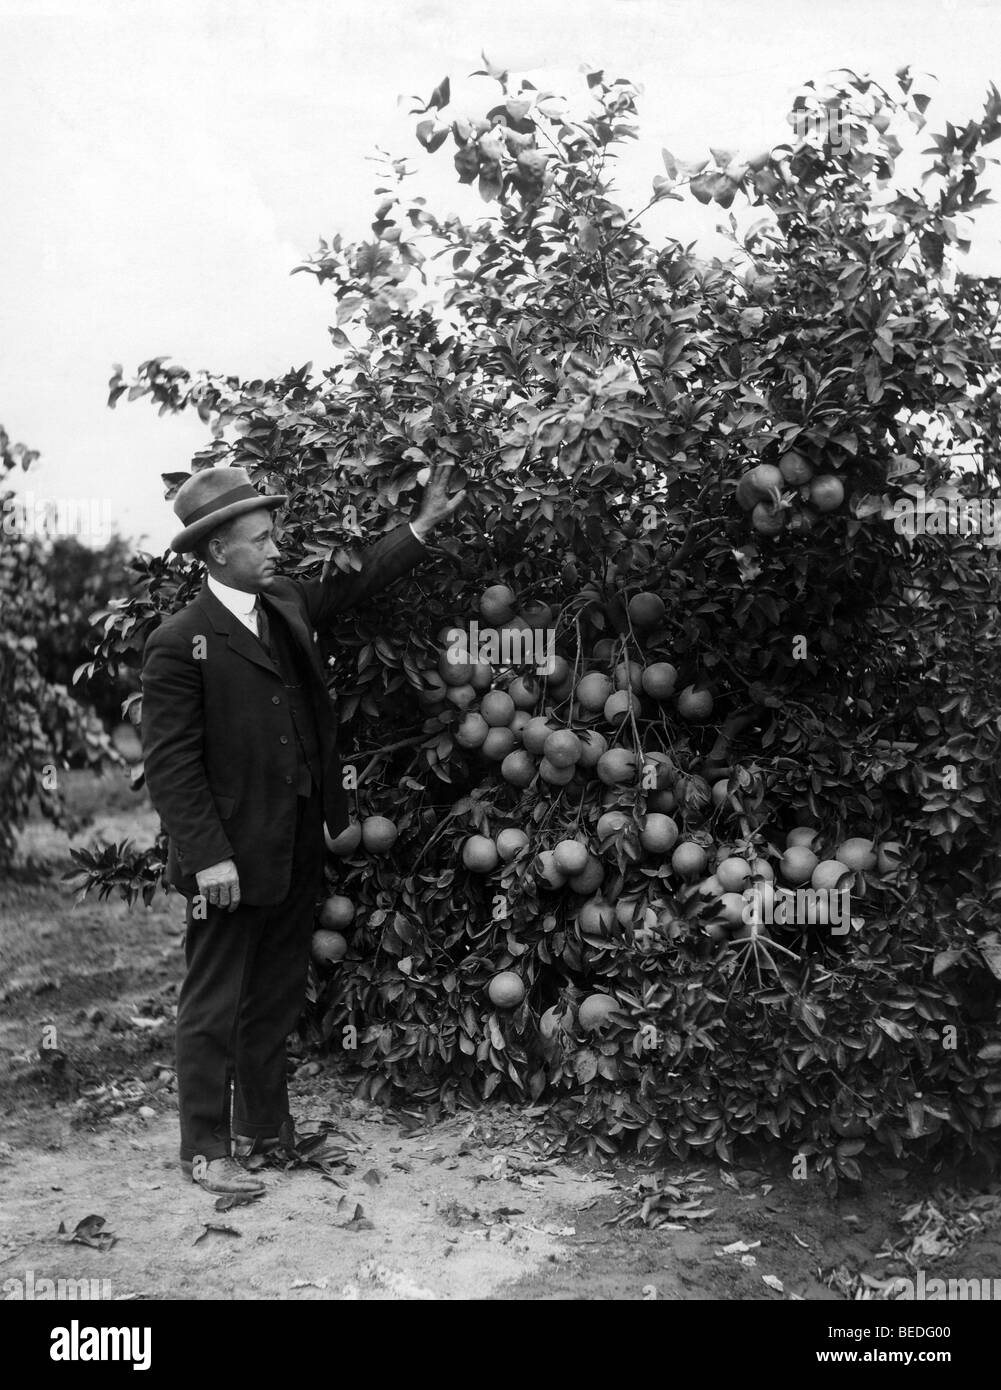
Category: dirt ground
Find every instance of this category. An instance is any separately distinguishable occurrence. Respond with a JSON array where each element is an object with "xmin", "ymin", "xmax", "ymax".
[{"xmin": 2, "ymin": 771, "xmax": 999, "ymax": 1302}]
